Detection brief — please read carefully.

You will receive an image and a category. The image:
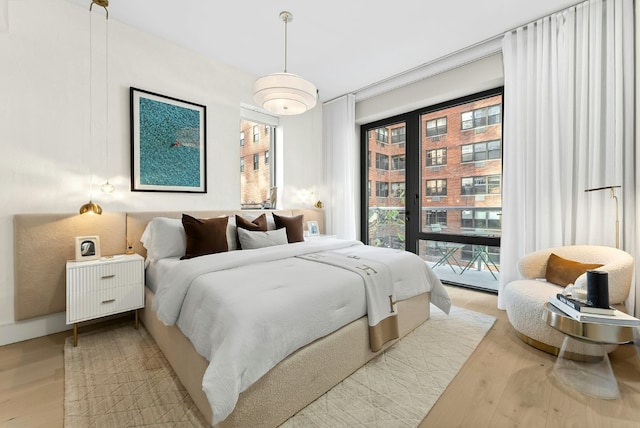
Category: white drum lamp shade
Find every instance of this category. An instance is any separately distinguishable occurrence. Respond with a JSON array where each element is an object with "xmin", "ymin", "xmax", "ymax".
[
  {"xmin": 253, "ymin": 11, "xmax": 317, "ymax": 116},
  {"xmin": 254, "ymin": 72, "xmax": 317, "ymax": 116}
]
